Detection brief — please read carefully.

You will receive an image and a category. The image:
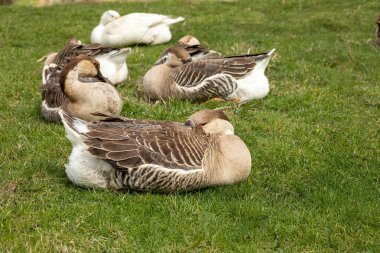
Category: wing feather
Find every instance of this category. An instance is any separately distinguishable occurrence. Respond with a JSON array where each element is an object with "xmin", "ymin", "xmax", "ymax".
[
  {"xmin": 84, "ymin": 120, "xmax": 209, "ymax": 171},
  {"xmin": 172, "ymin": 55, "xmax": 260, "ymax": 88}
]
